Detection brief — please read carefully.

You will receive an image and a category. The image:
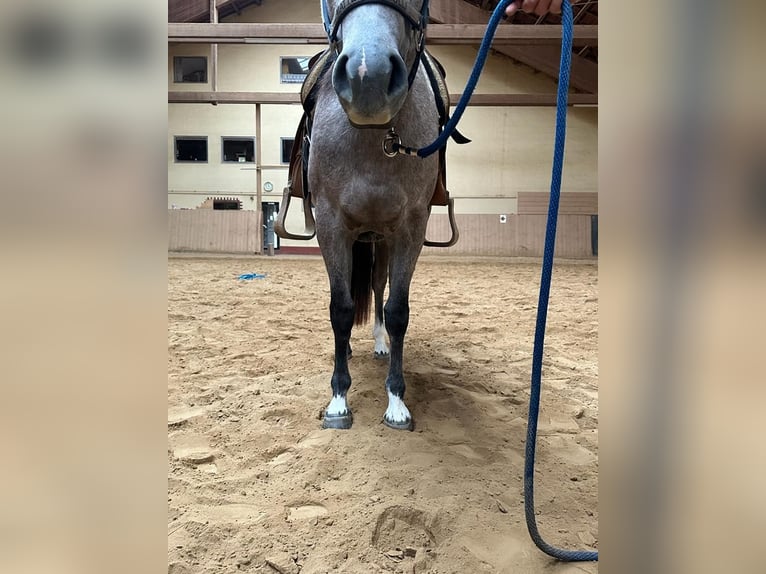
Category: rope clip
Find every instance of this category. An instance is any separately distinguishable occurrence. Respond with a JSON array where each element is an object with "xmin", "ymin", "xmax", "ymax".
[{"xmin": 382, "ymin": 128, "xmax": 401, "ymax": 158}]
